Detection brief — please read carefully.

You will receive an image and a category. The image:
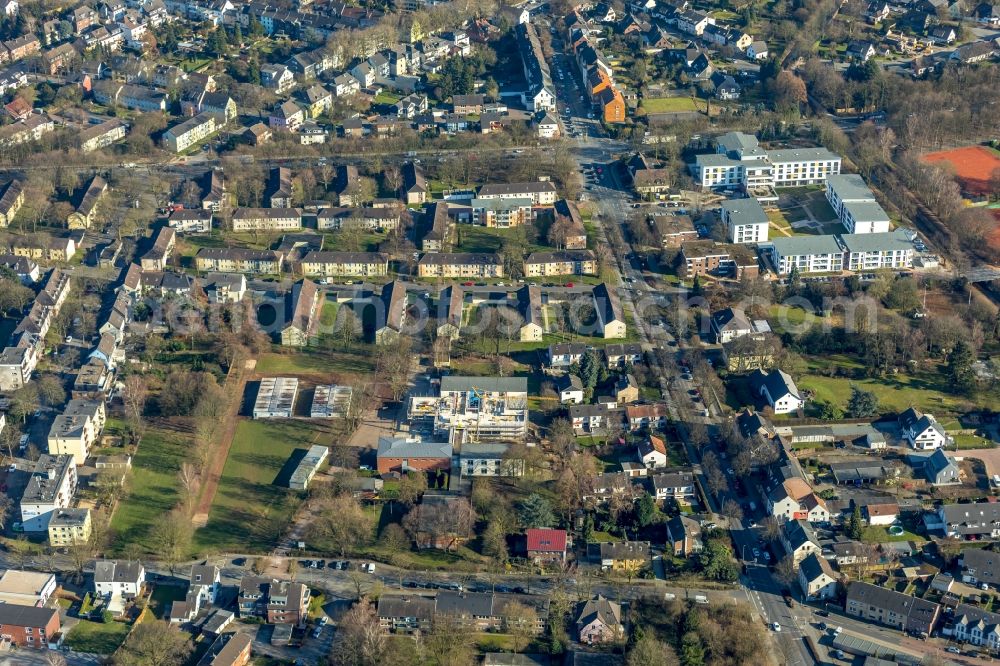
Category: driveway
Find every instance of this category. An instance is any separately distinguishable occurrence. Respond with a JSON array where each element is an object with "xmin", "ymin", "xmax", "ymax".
[{"xmin": 945, "ymin": 448, "xmax": 1000, "ymax": 477}]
